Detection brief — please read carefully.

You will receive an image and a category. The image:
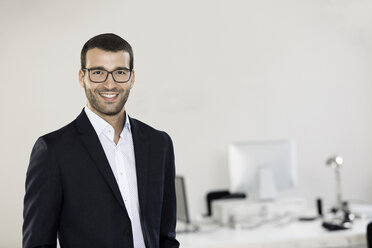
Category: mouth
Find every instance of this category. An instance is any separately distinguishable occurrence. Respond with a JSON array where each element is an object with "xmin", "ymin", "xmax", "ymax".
[{"xmin": 99, "ymin": 92, "xmax": 119, "ymax": 101}]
